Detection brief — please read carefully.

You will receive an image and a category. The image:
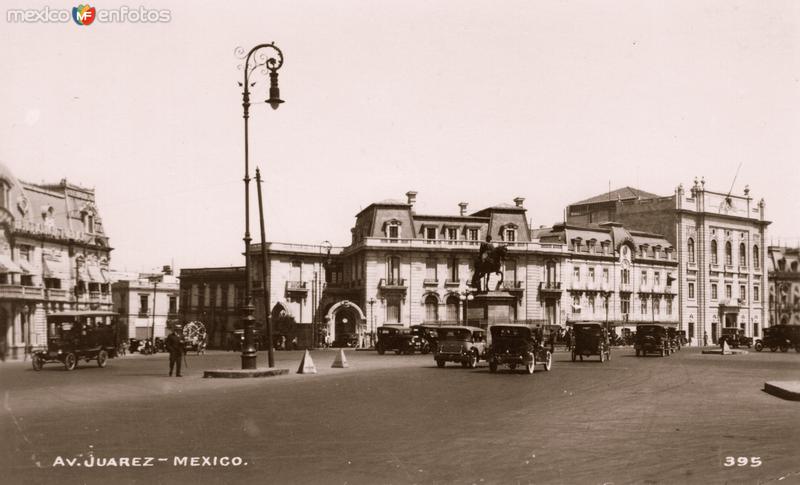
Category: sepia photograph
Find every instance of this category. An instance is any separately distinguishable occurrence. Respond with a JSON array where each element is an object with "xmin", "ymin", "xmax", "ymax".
[{"xmin": 1, "ymin": 1, "xmax": 799, "ymax": 483}]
